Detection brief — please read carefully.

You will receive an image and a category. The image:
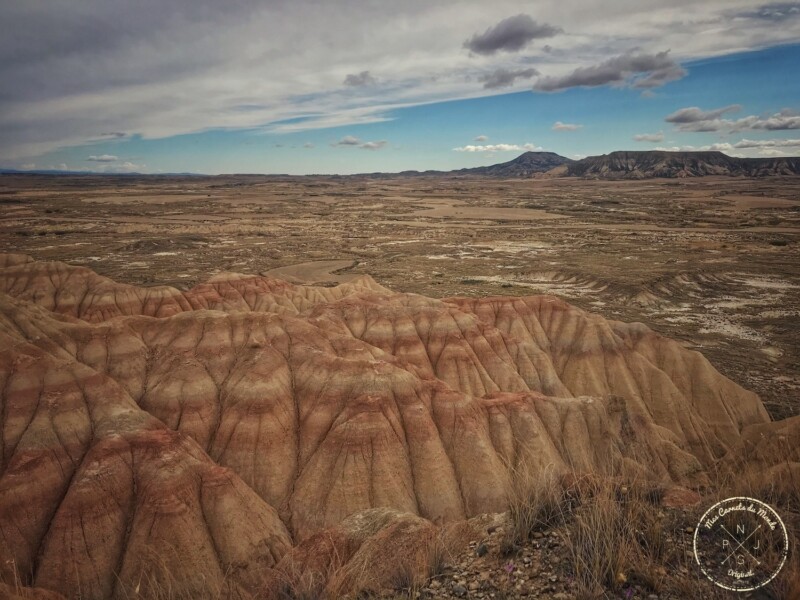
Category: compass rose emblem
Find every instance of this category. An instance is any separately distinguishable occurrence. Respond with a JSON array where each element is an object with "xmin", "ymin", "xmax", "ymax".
[{"xmin": 693, "ymin": 496, "xmax": 789, "ymax": 592}]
